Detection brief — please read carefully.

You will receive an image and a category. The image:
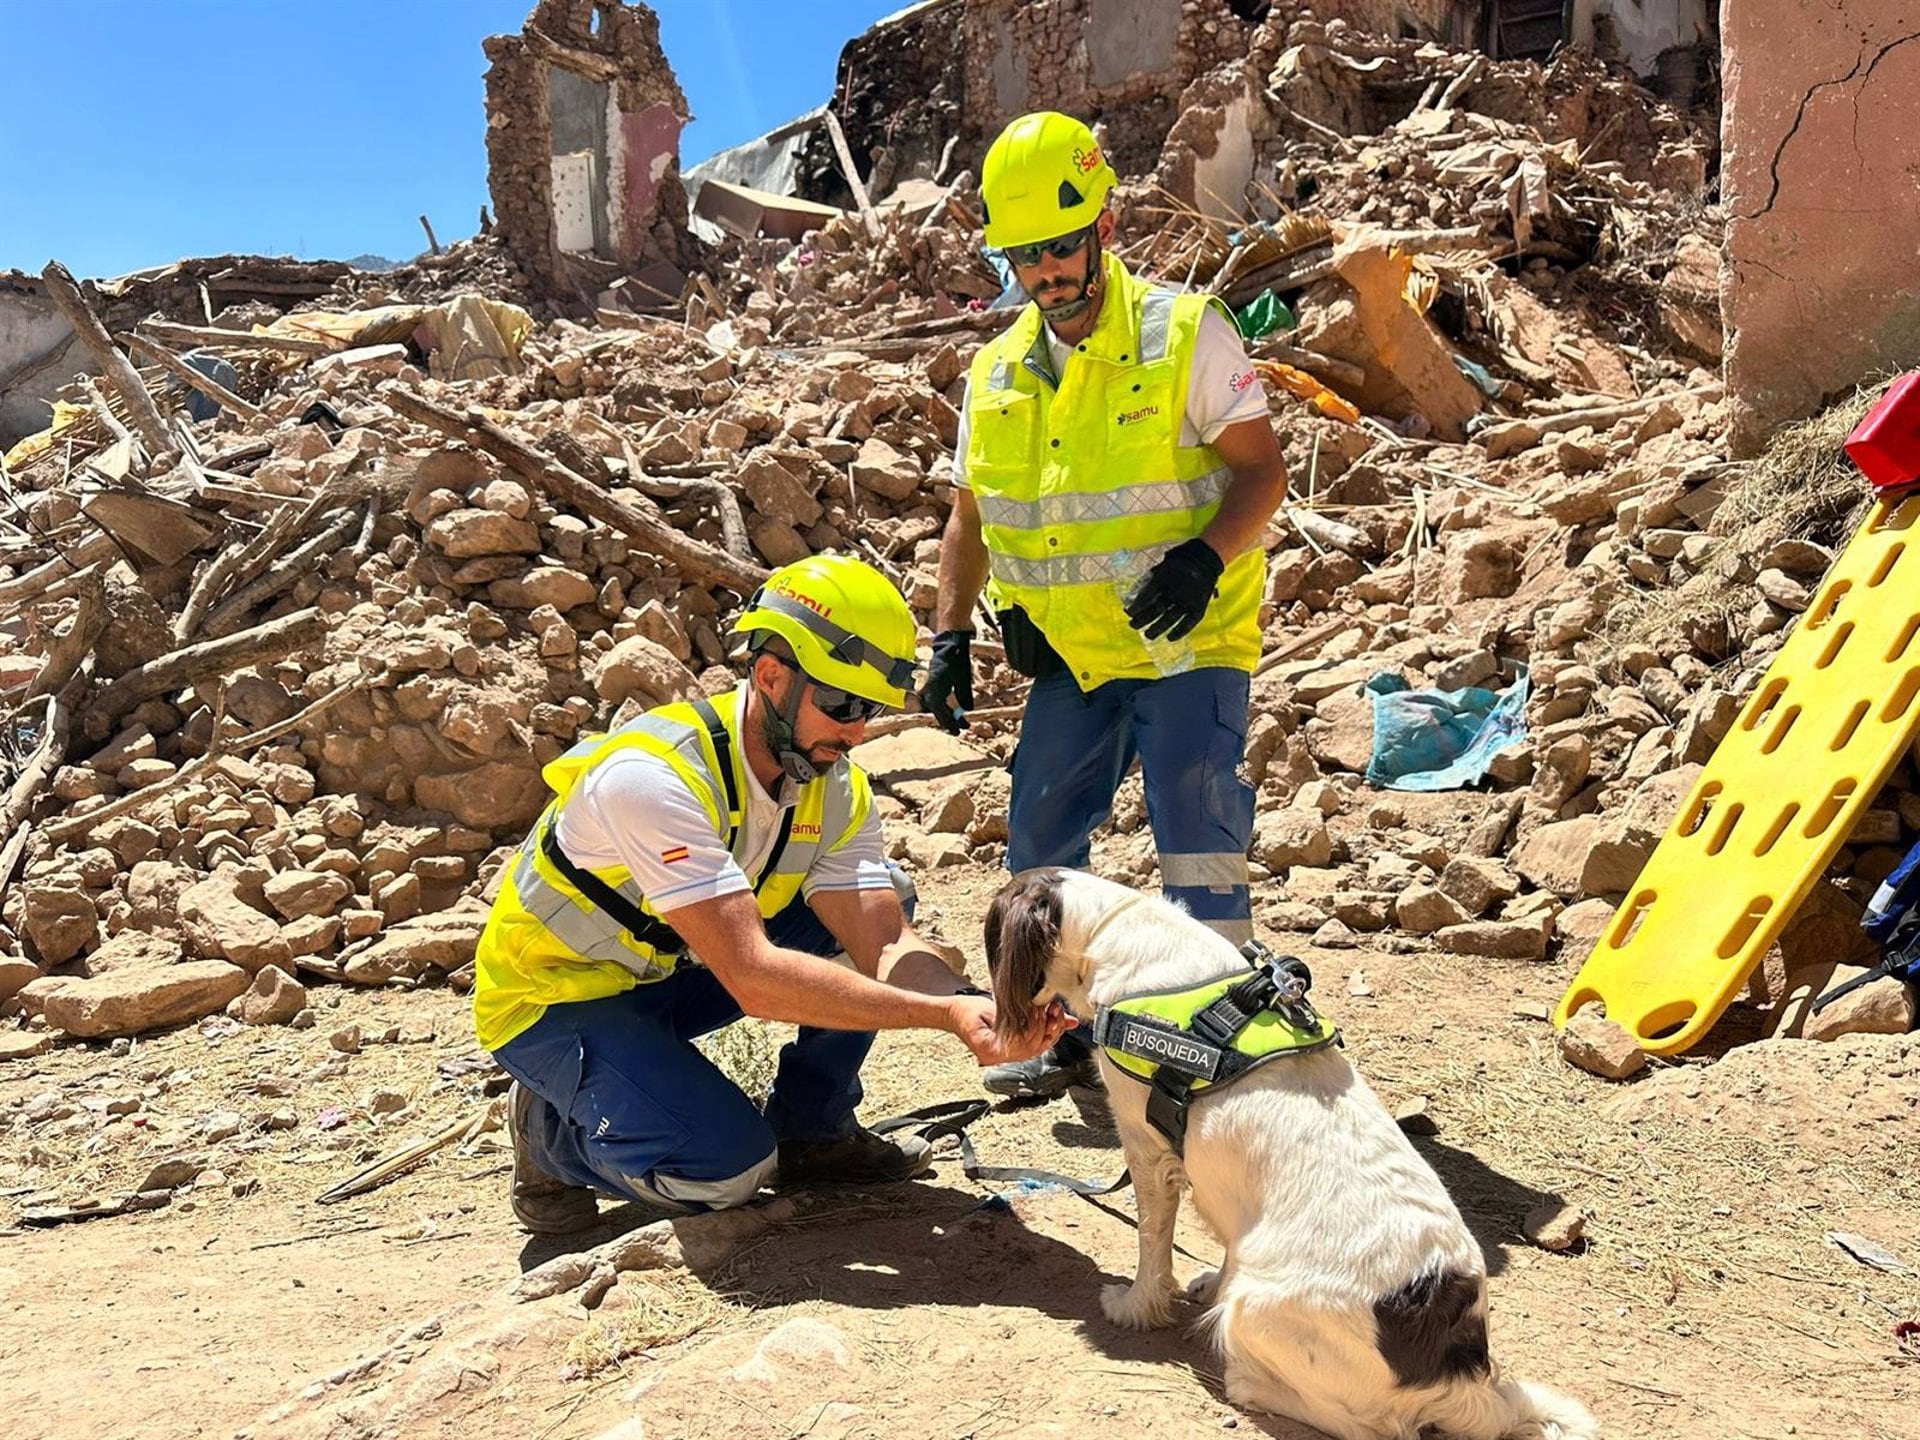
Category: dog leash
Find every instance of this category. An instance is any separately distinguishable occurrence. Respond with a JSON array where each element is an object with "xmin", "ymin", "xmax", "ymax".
[
  {"xmin": 869, "ymin": 1099, "xmax": 1131, "ymax": 1197},
  {"xmin": 872, "ymin": 1099, "xmax": 1219, "ymax": 1262}
]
